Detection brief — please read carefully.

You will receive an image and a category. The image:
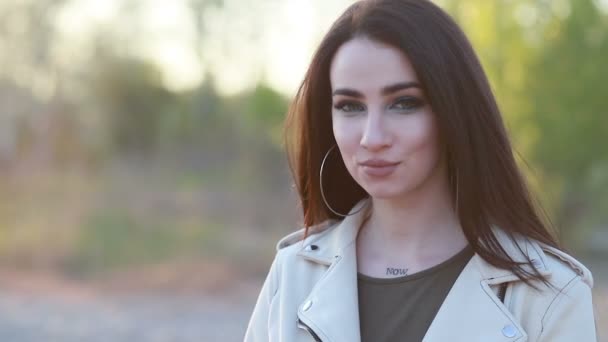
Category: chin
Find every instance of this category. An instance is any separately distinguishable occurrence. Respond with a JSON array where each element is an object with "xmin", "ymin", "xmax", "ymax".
[
  {"xmin": 368, "ymin": 193, "xmax": 403, "ymax": 200},
  {"xmin": 362, "ymin": 185, "xmax": 407, "ymax": 200}
]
